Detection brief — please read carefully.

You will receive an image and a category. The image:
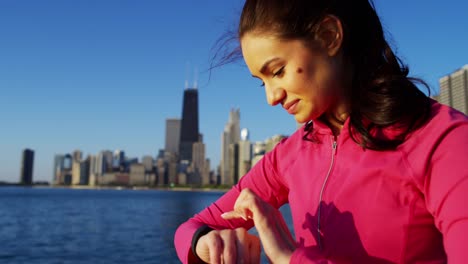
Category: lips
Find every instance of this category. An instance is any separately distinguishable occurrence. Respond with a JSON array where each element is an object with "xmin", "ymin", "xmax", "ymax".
[{"xmin": 283, "ymin": 99, "xmax": 300, "ymax": 115}]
